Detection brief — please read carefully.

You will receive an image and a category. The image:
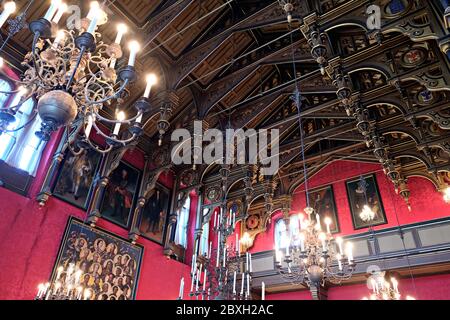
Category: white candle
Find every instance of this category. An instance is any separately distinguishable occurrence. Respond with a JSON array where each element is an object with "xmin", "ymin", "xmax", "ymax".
[
  {"xmin": 52, "ymin": 2, "xmax": 67, "ymax": 23},
  {"xmin": 235, "ymin": 234, "xmax": 238, "ymax": 252},
  {"xmin": 135, "ymin": 112, "xmax": 143, "ymax": 124},
  {"xmin": 44, "ymin": 0, "xmax": 61, "ymax": 21},
  {"xmin": 249, "ymin": 253, "xmax": 253, "ymax": 273},
  {"xmin": 275, "ymin": 250, "xmax": 281, "ymax": 263},
  {"xmin": 315, "ymin": 214, "xmax": 322, "ymax": 230},
  {"xmin": 246, "ymin": 252, "xmax": 249, "ymax": 271},
  {"xmin": 52, "ymin": 30, "xmax": 65, "ymax": 49},
  {"xmin": 285, "ymin": 244, "xmax": 290, "ymax": 257},
  {"xmin": 371, "ymin": 279, "xmax": 377, "ymax": 294},
  {"xmin": 347, "ymin": 243, "xmax": 354, "ymax": 264},
  {"xmin": 240, "ymin": 273, "xmax": 244, "ymax": 295},
  {"xmin": 128, "ymin": 41, "xmax": 140, "ymax": 67},
  {"xmin": 110, "ymin": 58, "xmax": 117, "ymax": 69},
  {"xmin": 84, "ymin": 114, "xmax": 93, "ymax": 137},
  {"xmin": 179, "ymin": 278, "xmax": 184, "ymax": 299},
  {"xmin": 216, "ymin": 241, "xmax": 220, "ymax": 268},
  {"xmin": 203, "ymin": 270, "xmax": 207, "ymax": 291},
  {"xmin": 324, "ymin": 217, "xmax": 332, "ymax": 234},
  {"xmin": 299, "ymin": 233, "xmax": 305, "ymax": 252},
  {"xmin": 113, "ymin": 111, "xmax": 125, "ymax": 135},
  {"xmin": 336, "ymin": 237, "xmax": 344, "ymax": 255},
  {"xmin": 0, "ymin": 1, "xmax": 16, "ymax": 29},
  {"xmin": 190, "ymin": 254, "xmax": 195, "ymax": 274},
  {"xmin": 190, "ymin": 272, "xmax": 195, "ymax": 292},
  {"xmin": 246, "ymin": 274, "xmax": 250, "ymax": 296},
  {"xmin": 233, "ymin": 271, "xmax": 236, "ymax": 294},
  {"xmin": 223, "ymin": 246, "xmax": 227, "ymax": 268},
  {"xmin": 337, "ymin": 254, "xmax": 343, "ymax": 271},
  {"xmin": 261, "ymin": 282, "xmax": 265, "ymax": 301},
  {"xmin": 319, "ymin": 233, "xmax": 327, "ymax": 252},
  {"xmin": 214, "ymin": 211, "xmax": 217, "ymax": 228},
  {"xmin": 115, "ymin": 23, "xmax": 128, "ymax": 44},
  {"xmin": 144, "ymin": 74, "xmax": 157, "ymax": 98},
  {"xmin": 208, "ymin": 241, "xmax": 212, "ymax": 259}
]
